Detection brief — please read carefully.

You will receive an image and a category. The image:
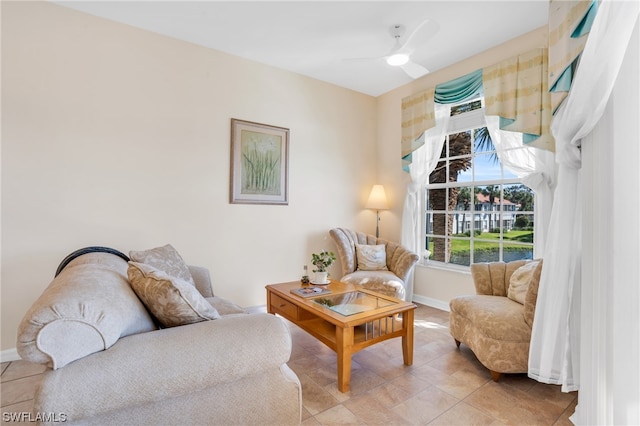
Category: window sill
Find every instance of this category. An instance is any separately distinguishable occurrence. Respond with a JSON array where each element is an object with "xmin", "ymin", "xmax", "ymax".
[{"xmin": 416, "ymin": 261, "xmax": 471, "ymax": 275}]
